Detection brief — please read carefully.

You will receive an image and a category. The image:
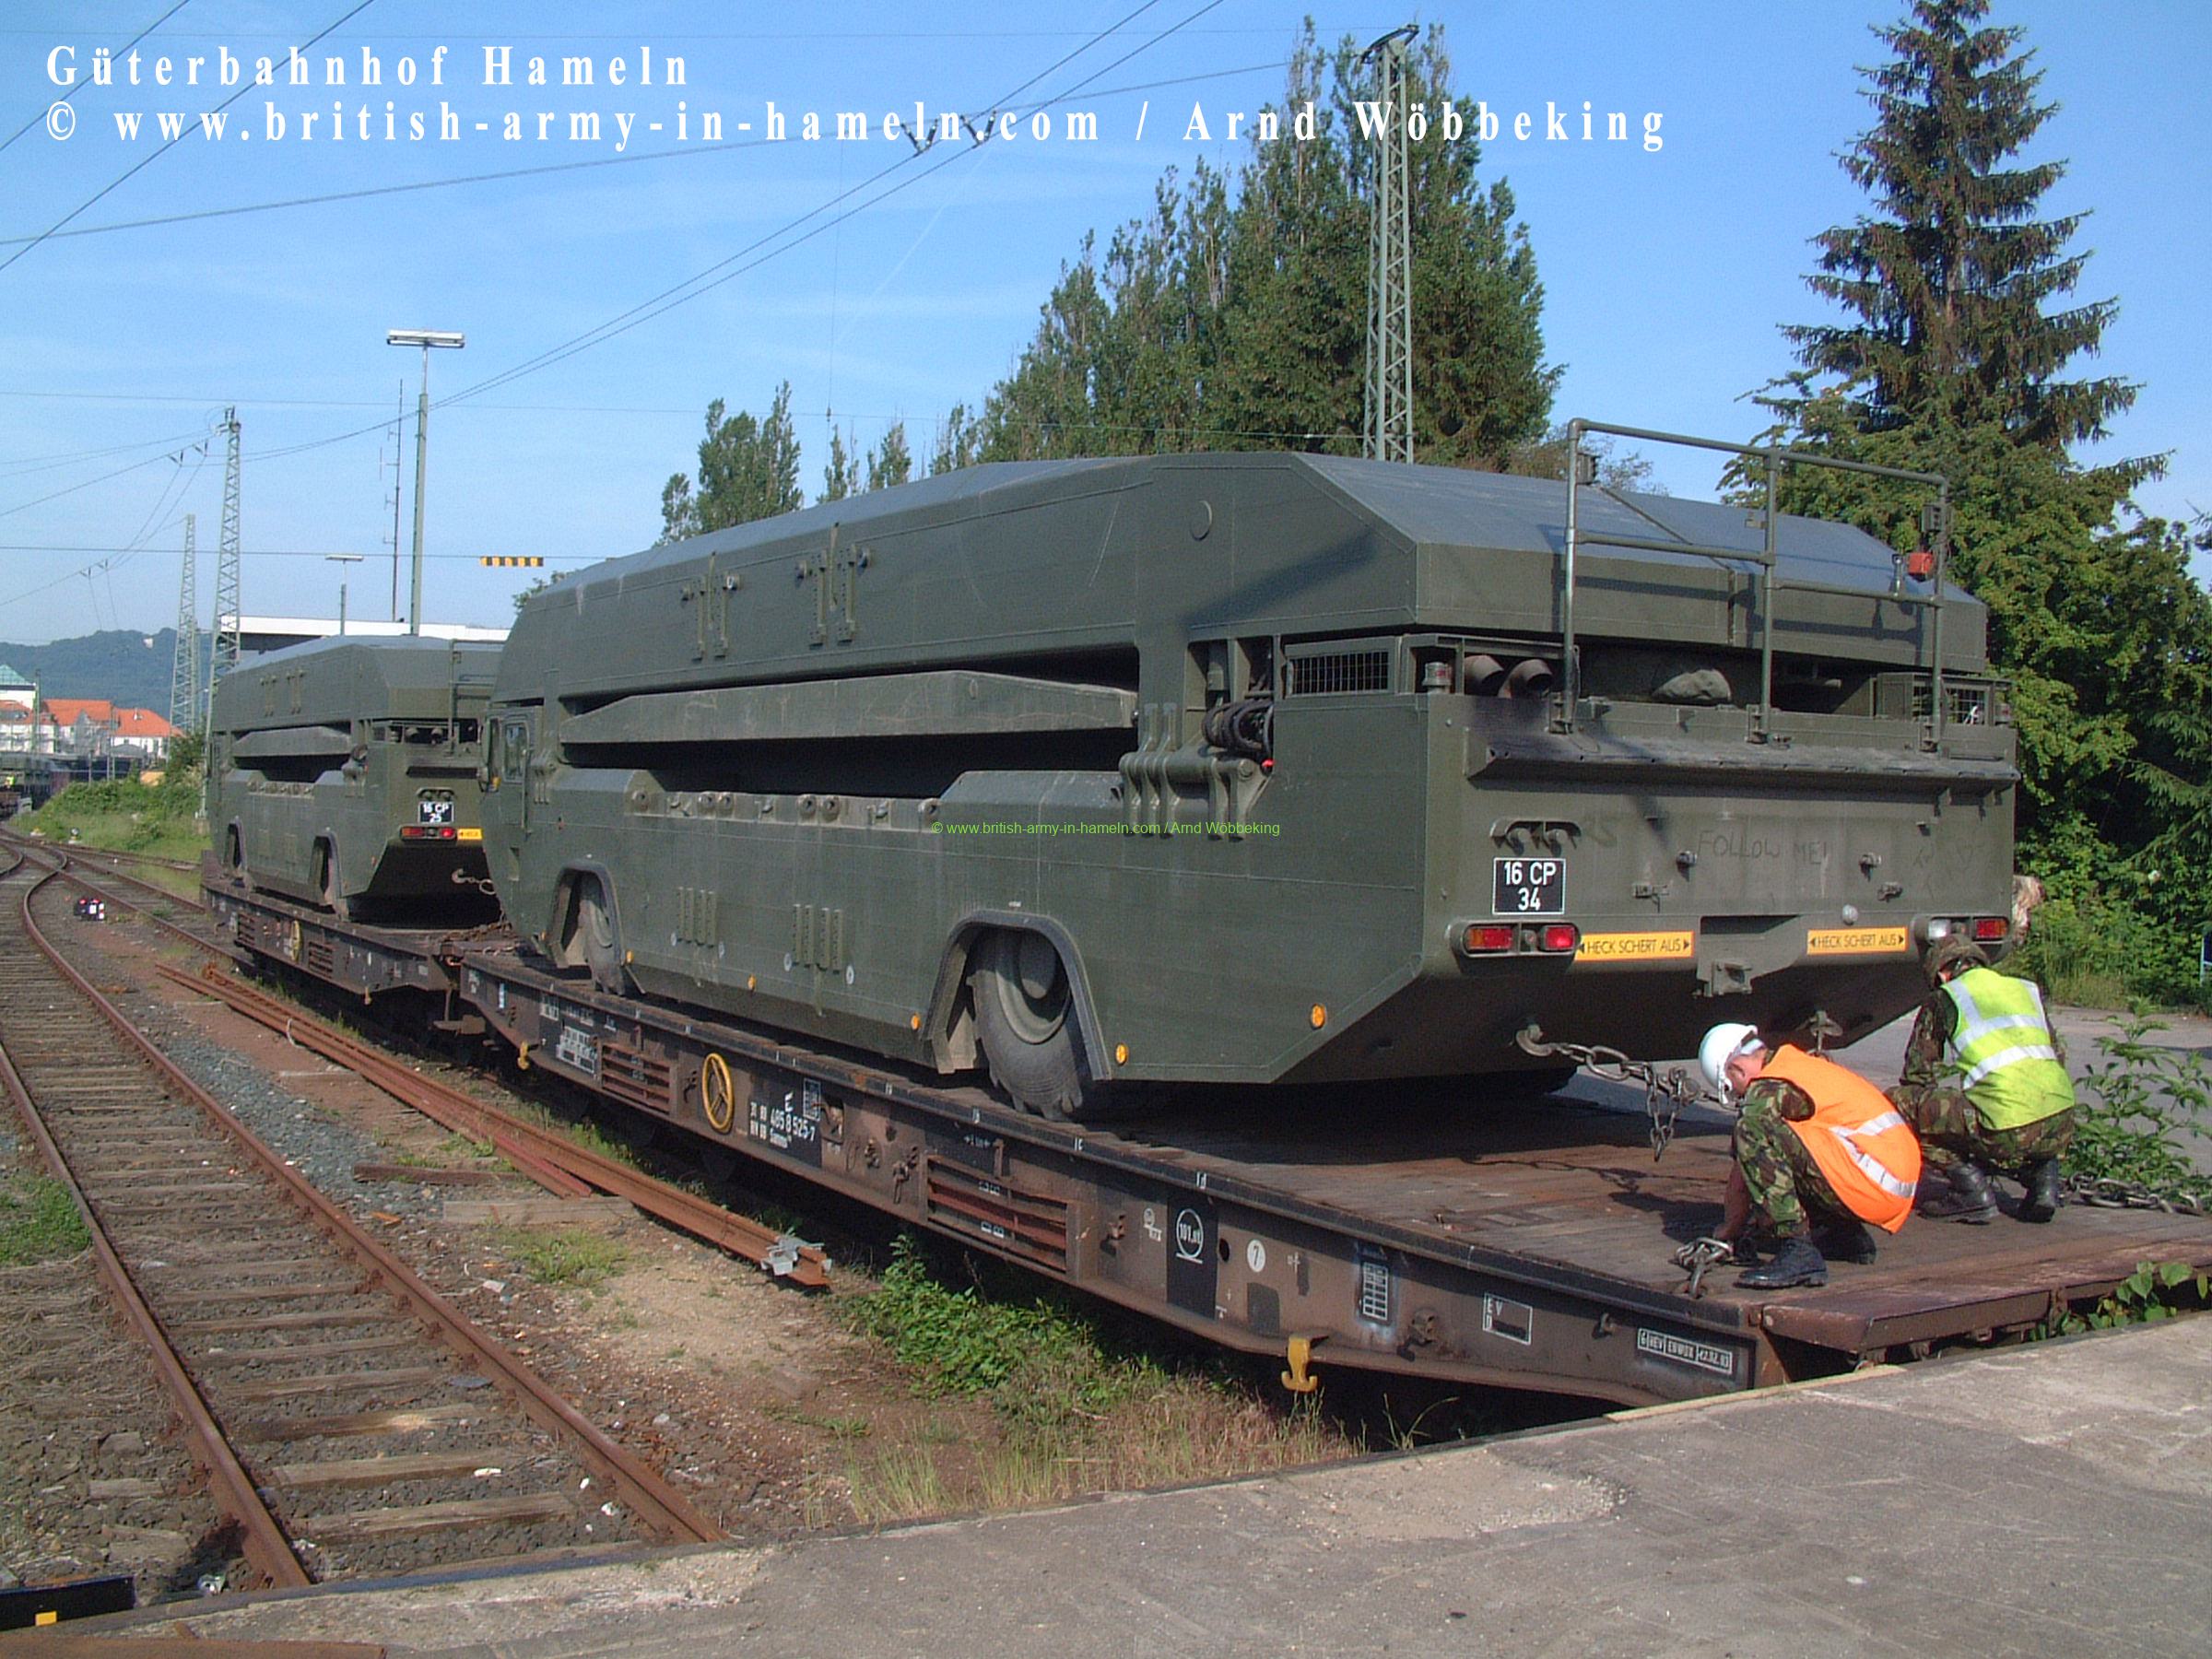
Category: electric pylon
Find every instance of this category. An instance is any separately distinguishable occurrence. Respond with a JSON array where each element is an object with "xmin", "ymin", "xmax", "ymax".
[
  {"xmin": 168, "ymin": 512, "xmax": 198, "ymax": 733},
  {"xmin": 1362, "ymin": 26, "xmax": 1417, "ymax": 465}
]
